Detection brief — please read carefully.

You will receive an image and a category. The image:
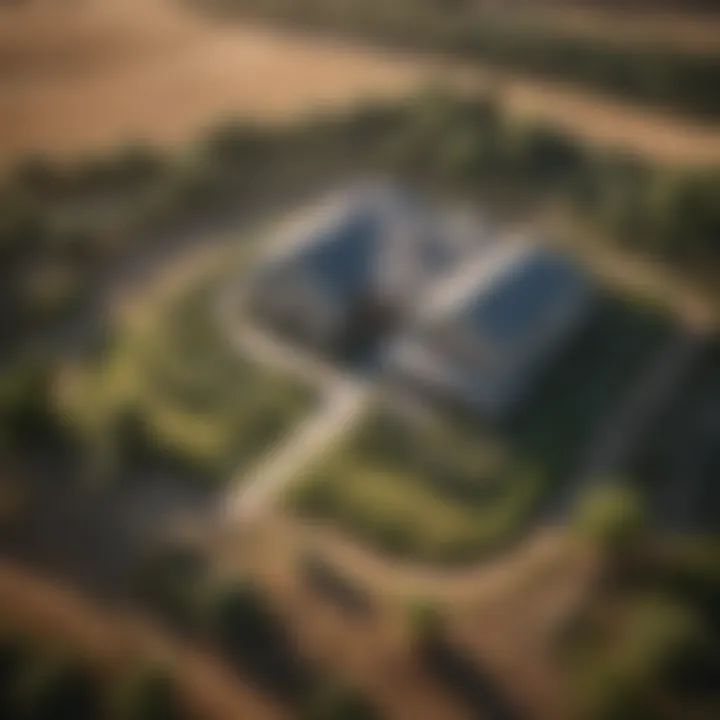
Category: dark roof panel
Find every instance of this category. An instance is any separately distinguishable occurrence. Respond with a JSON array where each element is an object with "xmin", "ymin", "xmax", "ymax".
[
  {"xmin": 298, "ymin": 205, "xmax": 379, "ymax": 300},
  {"xmin": 460, "ymin": 248, "xmax": 586, "ymax": 347}
]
